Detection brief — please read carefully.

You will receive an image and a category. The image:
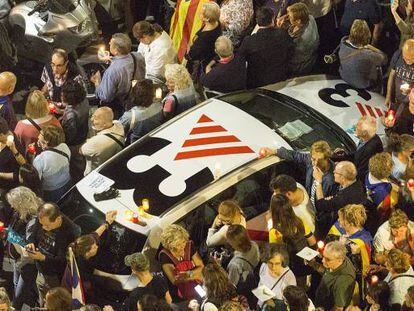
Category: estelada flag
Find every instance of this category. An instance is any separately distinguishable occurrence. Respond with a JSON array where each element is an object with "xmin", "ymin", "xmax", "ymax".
[
  {"xmin": 69, "ymin": 247, "xmax": 86, "ymax": 308},
  {"xmin": 169, "ymin": 0, "xmax": 212, "ymax": 62}
]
